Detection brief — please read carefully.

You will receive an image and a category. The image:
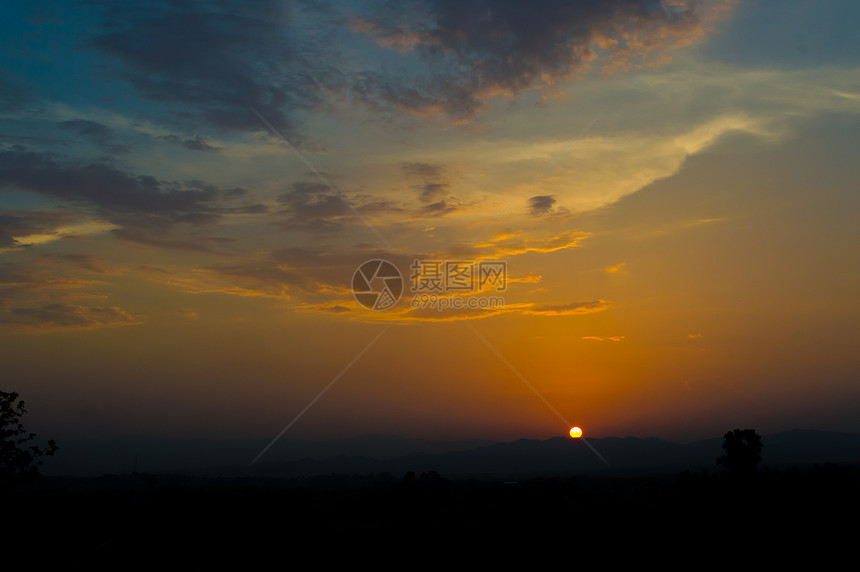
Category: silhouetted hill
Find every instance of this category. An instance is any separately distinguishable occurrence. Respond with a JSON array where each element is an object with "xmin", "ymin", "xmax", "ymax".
[
  {"xmin": 42, "ymin": 434, "xmax": 495, "ymax": 477},
  {"xmin": 759, "ymin": 429, "xmax": 860, "ymax": 465},
  {"xmin": 235, "ymin": 435, "xmax": 697, "ymax": 478},
  {"xmin": 15, "ymin": 430, "xmax": 860, "ymax": 556},
  {"xmin": 42, "ymin": 429, "xmax": 860, "ymax": 478},
  {"xmin": 189, "ymin": 429, "xmax": 860, "ymax": 479}
]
